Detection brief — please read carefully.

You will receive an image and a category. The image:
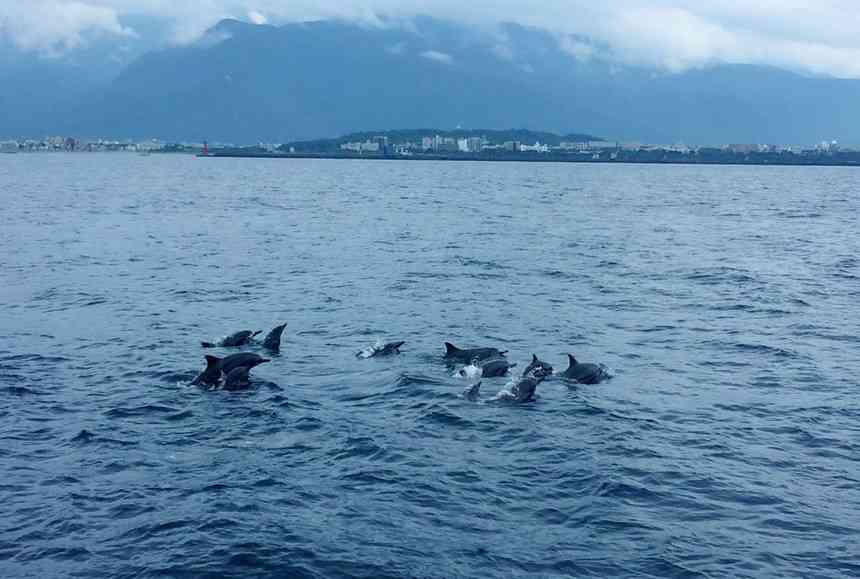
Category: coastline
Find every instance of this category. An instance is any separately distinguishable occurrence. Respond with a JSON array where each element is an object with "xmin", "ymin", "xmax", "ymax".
[{"xmin": 199, "ymin": 150, "xmax": 860, "ymax": 168}]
